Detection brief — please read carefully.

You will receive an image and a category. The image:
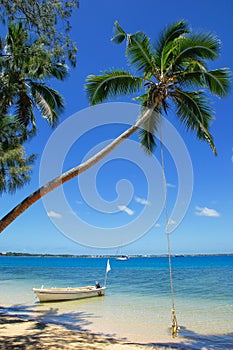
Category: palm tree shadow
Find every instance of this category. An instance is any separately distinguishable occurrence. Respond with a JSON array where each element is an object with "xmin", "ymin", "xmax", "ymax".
[
  {"xmin": 150, "ymin": 325, "xmax": 233, "ymax": 350},
  {"xmin": 0, "ymin": 304, "xmax": 127, "ymax": 349},
  {"xmin": 0, "ymin": 303, "xmax": 94, "ymax": 331},
  {"xmin": 1, "ymin": 306, "xmax": 233, "ymax": 349}
]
